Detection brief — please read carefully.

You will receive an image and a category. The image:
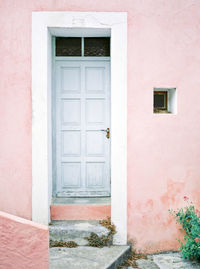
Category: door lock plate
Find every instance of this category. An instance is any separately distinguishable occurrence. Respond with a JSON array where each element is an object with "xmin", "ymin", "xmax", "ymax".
[
  {"xmin": 106, "ymin": 128, "xmax": 110, "ymax": 139},
  {"xmin": 100, "ymin": 128, "xmax": 110, "ymax": 139}
]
